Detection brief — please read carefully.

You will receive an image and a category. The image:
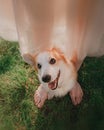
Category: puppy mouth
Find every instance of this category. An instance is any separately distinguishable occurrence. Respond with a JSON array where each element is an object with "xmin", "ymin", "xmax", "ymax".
[{"xmin": 48, "ymin": 70, "xmax": 60, "ymax": 90}]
